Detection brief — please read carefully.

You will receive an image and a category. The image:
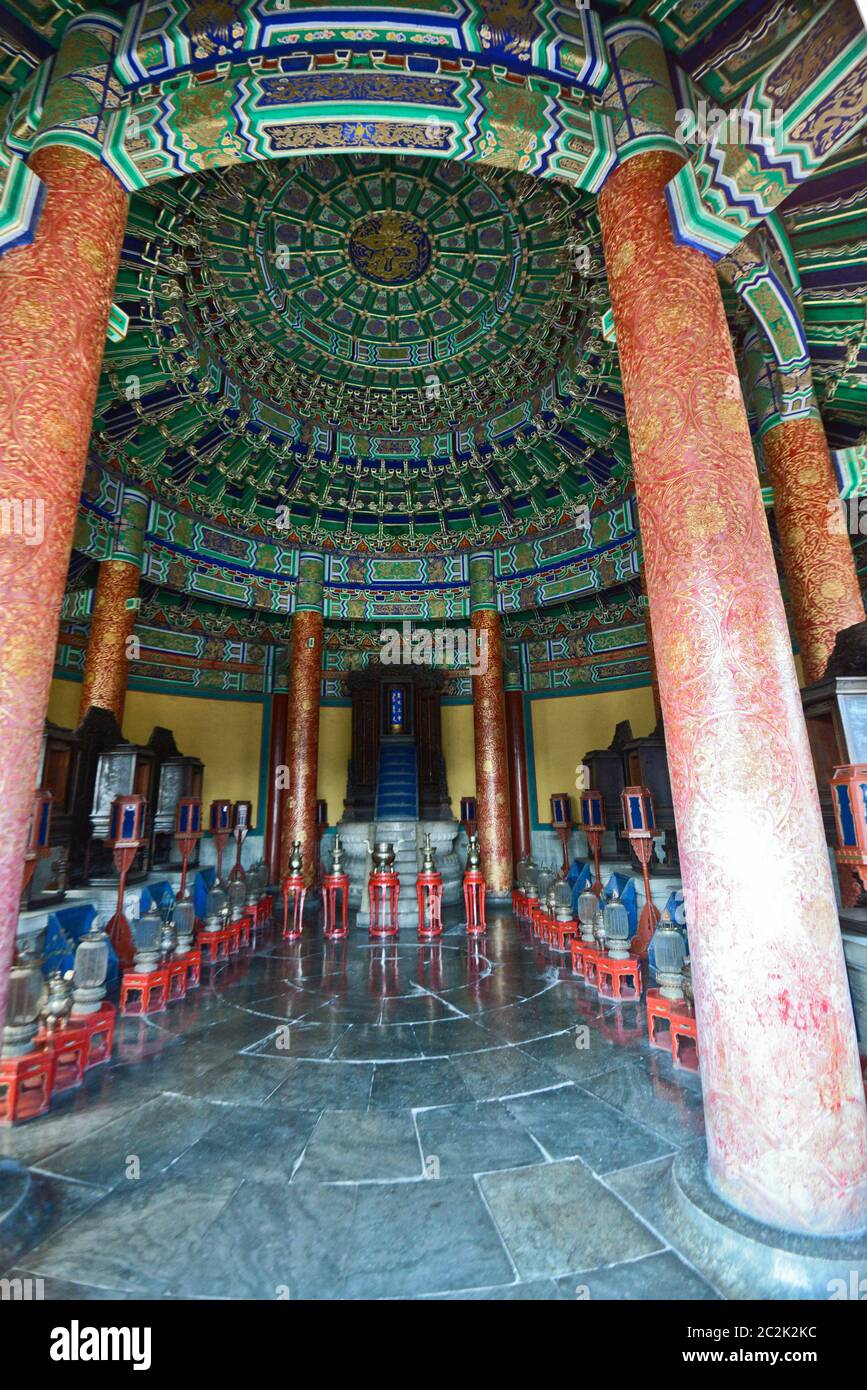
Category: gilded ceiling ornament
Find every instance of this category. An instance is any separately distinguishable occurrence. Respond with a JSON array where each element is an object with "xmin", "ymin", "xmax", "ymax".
[{"xmin": 348, "ymin": 212, "xmax": 432, "ymax": 286}]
